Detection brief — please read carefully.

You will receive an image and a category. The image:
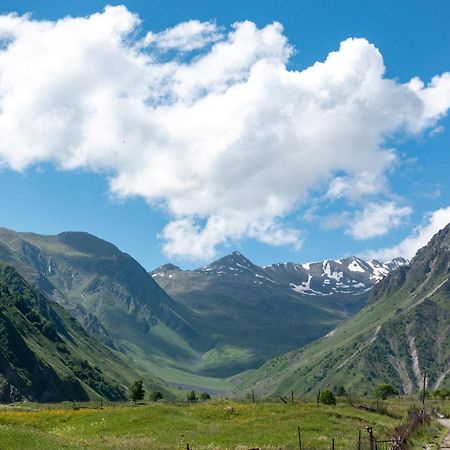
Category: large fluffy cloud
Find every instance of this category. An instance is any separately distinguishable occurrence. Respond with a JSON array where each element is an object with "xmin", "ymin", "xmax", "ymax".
[{"xmin": 0, "ymin": 6, "xmax": 449, "ymax": 259}]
